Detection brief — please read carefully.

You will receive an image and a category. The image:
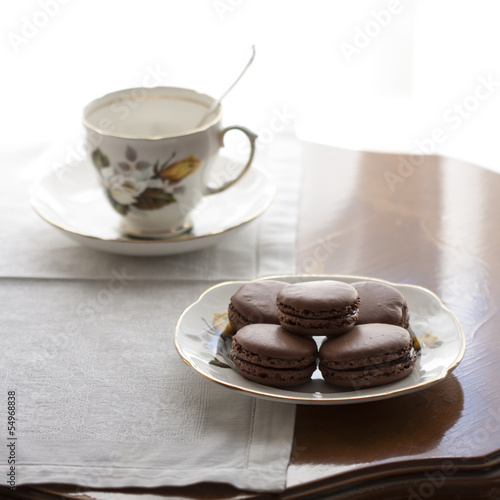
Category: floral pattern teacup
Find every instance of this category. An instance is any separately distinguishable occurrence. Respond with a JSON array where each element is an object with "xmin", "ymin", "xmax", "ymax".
[{"xmin": 83, "ymin": 87, "xmax": 257, "ymax": 238}]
